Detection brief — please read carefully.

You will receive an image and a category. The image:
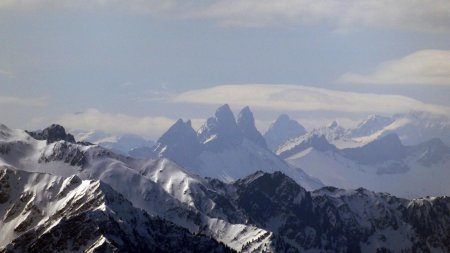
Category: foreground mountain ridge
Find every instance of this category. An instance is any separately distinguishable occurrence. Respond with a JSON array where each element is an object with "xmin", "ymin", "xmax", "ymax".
[{"xmin": 0, "ymin": 167, "xmax": 234, "ymax": 253}]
